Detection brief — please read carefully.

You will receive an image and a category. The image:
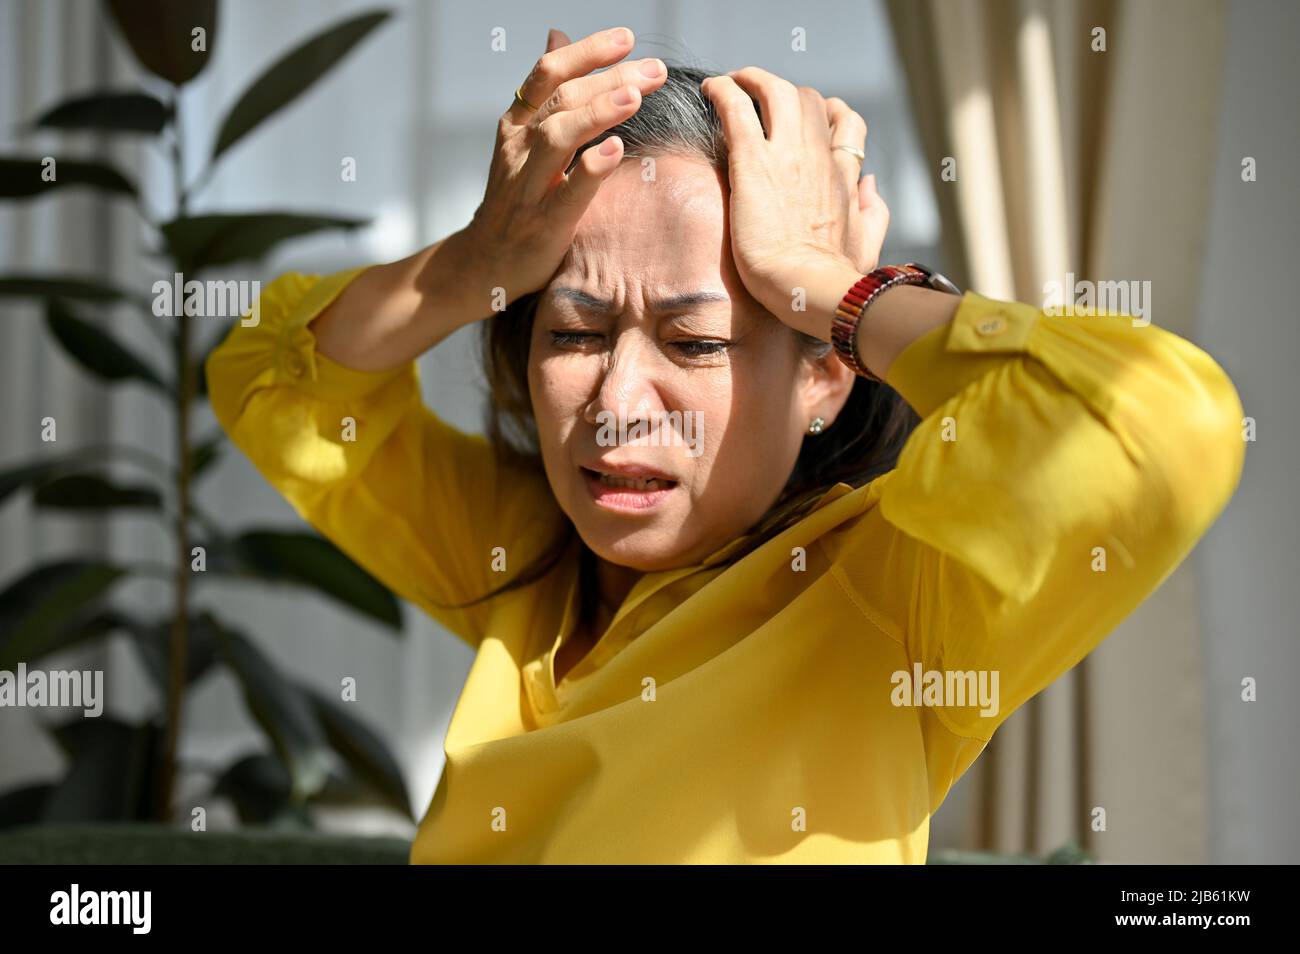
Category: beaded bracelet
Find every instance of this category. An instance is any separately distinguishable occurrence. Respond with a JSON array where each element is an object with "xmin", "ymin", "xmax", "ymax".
[{"xmin": 830, "ymin": 264, "xmax": 931, "ymax": 381}]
